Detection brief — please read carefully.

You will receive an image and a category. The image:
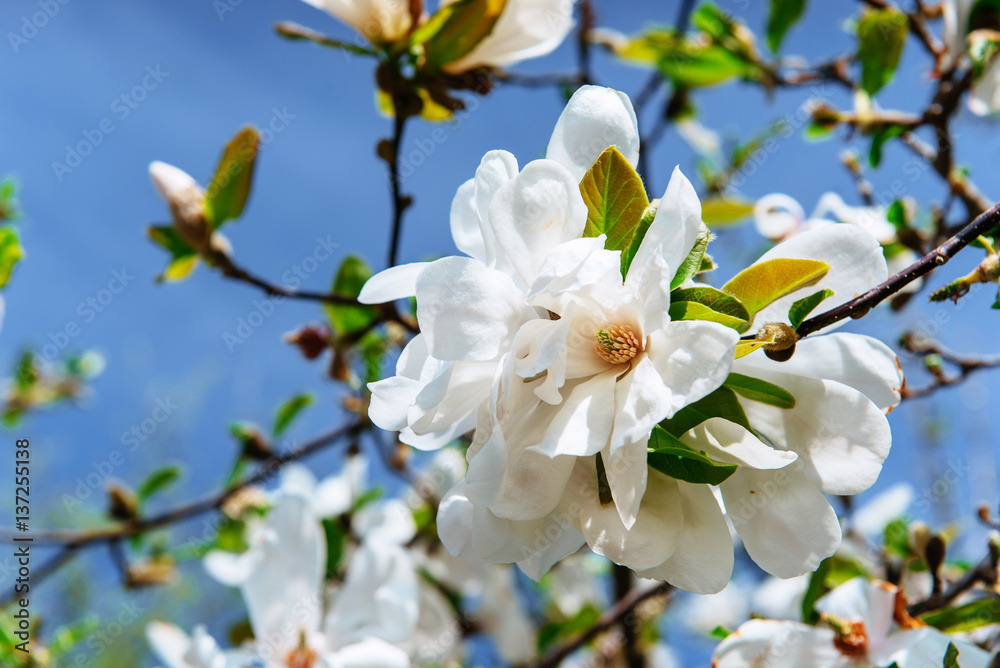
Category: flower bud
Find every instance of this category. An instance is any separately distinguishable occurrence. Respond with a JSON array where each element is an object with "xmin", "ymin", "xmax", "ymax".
[
  {"xmin": 756, "ymin": 322, "xmax": 797, "ymax": 362},
  {"xmin": 107, "ymin": 482, "xmax": 138, "ymax": 521},
  {"xmin": 149, "ymin": 161, "xmax": 211, "ymax": 251}
]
